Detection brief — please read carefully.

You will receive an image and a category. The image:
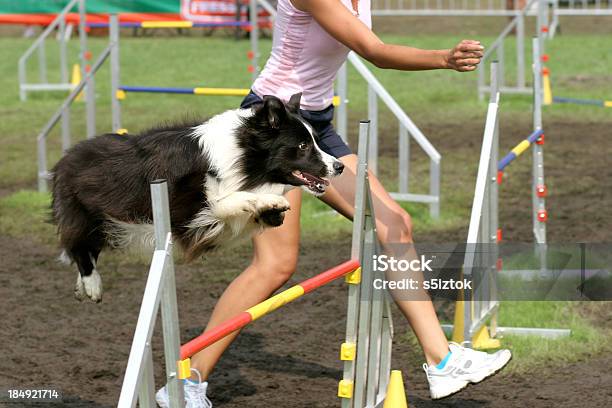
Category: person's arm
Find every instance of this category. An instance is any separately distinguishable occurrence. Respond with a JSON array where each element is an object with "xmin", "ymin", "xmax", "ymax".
[{"xmin": 291, "ymin": 0, "xmax": 484, "ymax": 72}]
